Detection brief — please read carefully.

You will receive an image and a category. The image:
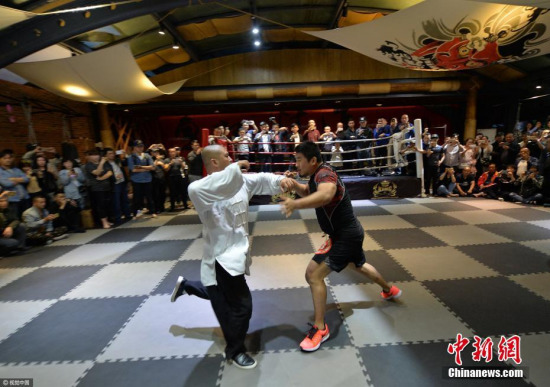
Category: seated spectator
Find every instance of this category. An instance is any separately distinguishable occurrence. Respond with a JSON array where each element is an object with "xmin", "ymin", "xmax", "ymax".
[
  {"xmin": 497, "ymin": 165, "xmax": 520, "ymax": 201},
  {"xmin": 23, "ymin": 195, "xmax": 67, "ymax": 245},
  {"xmin": 455, "ymin": 166, "xmax": 477, "ymax": 197},
  {"xmin": 0, "ymin": 191, "xmax": 28, "ymax": 255},
  {"xmin": 49, "ymin": 192, "xmax": 84, "ymax": 233},
  {"xmin": 58, "ymin": 158, "xmax": 86, "ymax": 208},
  {"xmin": 515, "ymin": 147, "xmax": 538, "ymax": 177},
  {"xmin": 474, "ymin": 163, "xmax": 500, "ymax": 199},
  {"xmin": 0, "ymin": 149, "xmax": 30, "ymax": 217},
  {"xmin": 436, "ymin": 167, "xmax": 458, "ymax": 197},
  {"xmin": 507, "ymin": 165, "xmax": 544, "ymax": 205}
]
